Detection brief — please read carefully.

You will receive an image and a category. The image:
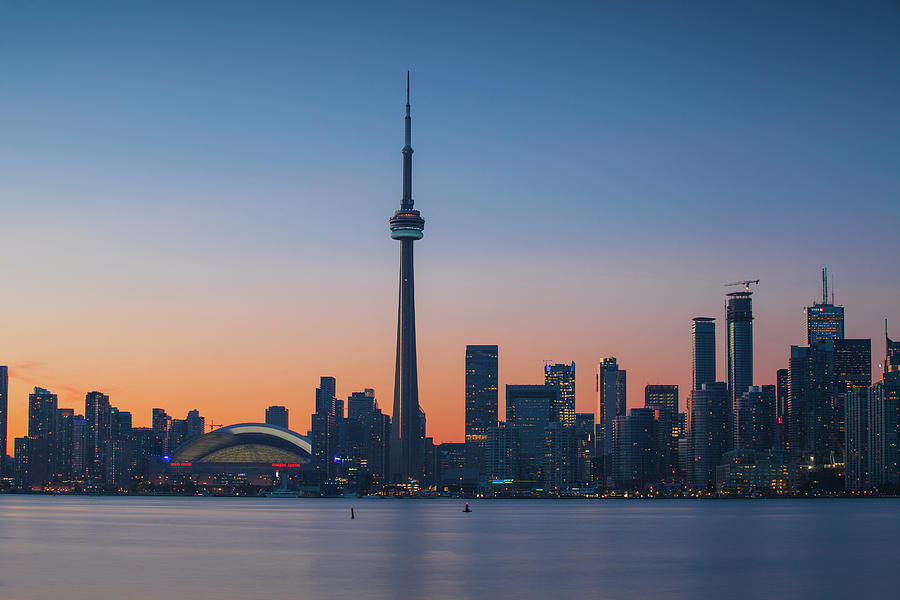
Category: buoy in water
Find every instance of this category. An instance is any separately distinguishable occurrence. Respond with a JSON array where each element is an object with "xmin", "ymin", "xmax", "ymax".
[
  {"xmin": 463, "ymin": 502, "xmax": 472, "ymax": 513},
  {"xmin": 351, "ymin": 508, "xmax": 355, "ymax": 519}
]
